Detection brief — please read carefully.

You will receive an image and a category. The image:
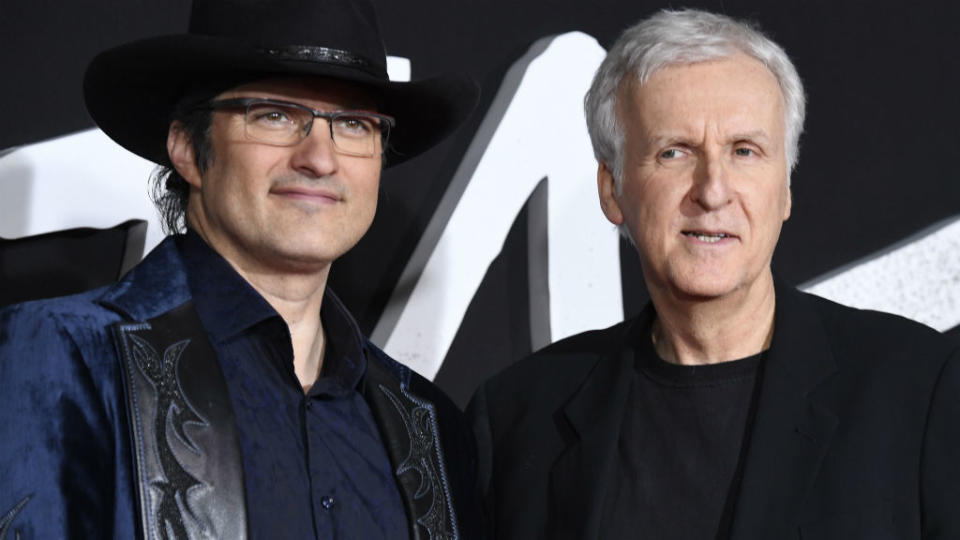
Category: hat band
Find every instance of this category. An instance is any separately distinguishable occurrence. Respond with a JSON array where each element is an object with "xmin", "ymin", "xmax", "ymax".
[{"xmin": 259, "ymin": 45, "xmax": 386, "ymax": 79}]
